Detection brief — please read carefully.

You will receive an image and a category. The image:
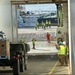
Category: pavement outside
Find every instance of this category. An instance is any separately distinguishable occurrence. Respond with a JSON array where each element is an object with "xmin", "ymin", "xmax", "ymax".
[
  {"xmin": 28, "ymin": 41, "xmax": 58, "ymax": 55},
  {"xmin": 18, "ymin": 28, "xmax": 57, "ymax": 55}
]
